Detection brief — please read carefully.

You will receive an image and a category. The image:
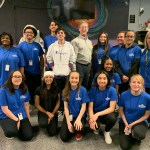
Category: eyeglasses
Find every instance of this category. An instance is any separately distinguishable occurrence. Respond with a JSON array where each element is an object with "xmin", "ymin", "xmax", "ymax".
[
  {"xmin": 125, "ymin": 36, "xmax": 134, "ymax": 39},
  {"xmin": 25, "ymin": 32, "xmax": 33, "ymax": 34},
  {"xmin": 12, "ymin": 75, "xmax": 22, "ymax": 79}
]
